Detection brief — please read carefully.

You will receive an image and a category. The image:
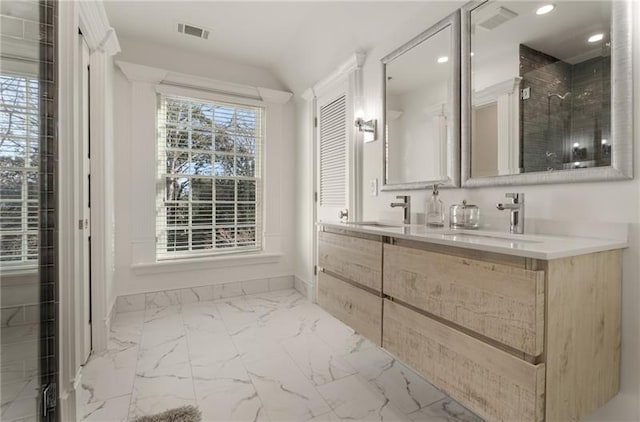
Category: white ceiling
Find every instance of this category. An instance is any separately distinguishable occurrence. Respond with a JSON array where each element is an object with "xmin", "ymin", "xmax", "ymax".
[{"xmin": 103, "ymin": 1, "xmax": 462, "ymax": 93}]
